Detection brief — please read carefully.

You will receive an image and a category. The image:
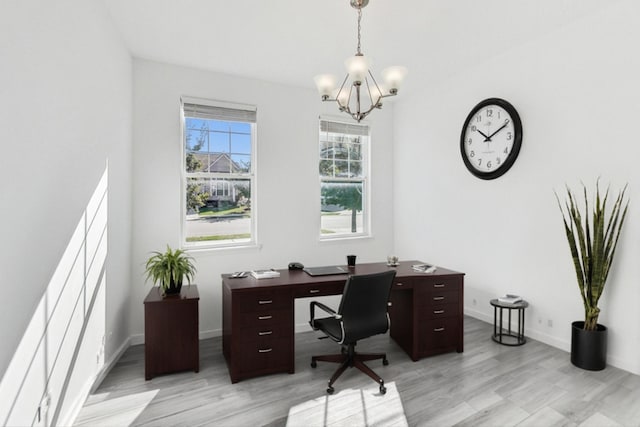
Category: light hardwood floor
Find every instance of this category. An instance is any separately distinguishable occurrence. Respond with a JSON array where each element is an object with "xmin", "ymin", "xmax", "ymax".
[{"xmin": 75, "ymin": 316, "xmax": 640, "ymax": 426}]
